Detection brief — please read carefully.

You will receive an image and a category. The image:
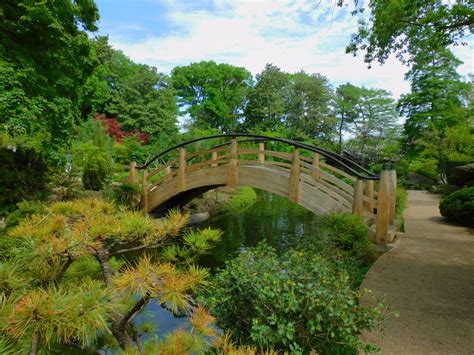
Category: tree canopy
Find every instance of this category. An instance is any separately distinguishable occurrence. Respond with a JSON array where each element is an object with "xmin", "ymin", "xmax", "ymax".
[
  {"xmin": 172, "ymin": 61, "xmax": 252, "ymax": 132},
  {"xmin": 0, "ymin": 0, "xmax": 100, "ymax": 144},
  {"xmin": 342, "ymin": 0, "xmax": 473, "ymax": 65}
]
